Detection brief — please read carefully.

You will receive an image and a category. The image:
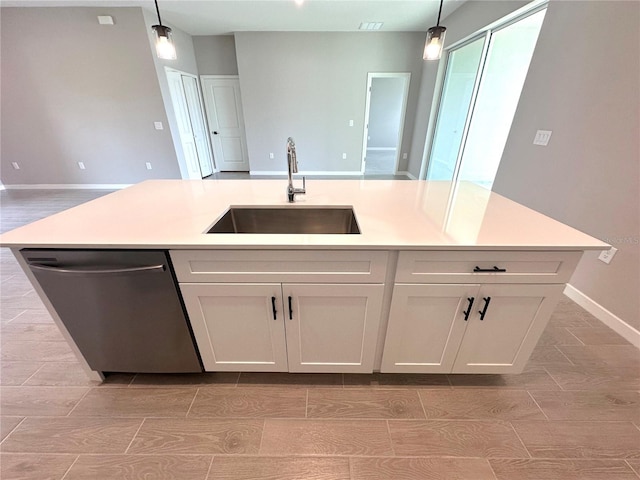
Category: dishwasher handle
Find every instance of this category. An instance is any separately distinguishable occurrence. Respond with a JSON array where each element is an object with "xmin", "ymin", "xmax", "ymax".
[{"xmin": 29, "ymin": 263, "xmax": 166, "ymax": 275}]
